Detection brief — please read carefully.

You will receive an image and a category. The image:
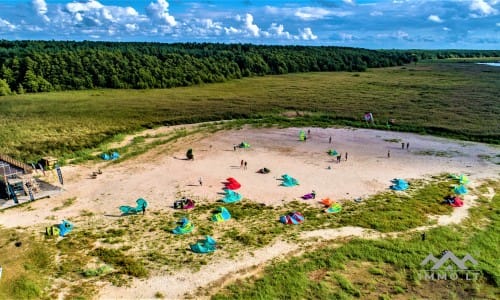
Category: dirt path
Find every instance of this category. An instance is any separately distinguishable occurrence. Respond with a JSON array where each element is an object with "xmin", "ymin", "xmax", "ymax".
[
  {"xmin": 0, "ymin": 125, "xmax": 497, "ymax": 299},
  {"xmin": 100, "ymin": 185, "xmax": 495, "ymax": 300}
]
